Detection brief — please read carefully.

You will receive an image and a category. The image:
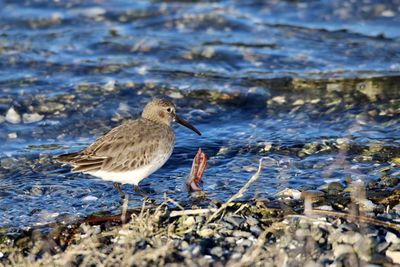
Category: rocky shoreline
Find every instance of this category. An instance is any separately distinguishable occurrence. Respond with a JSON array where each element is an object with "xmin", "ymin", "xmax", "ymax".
[{"xmin": 1, "ymin": 171, "xmax": 399, "ymax": 267}]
